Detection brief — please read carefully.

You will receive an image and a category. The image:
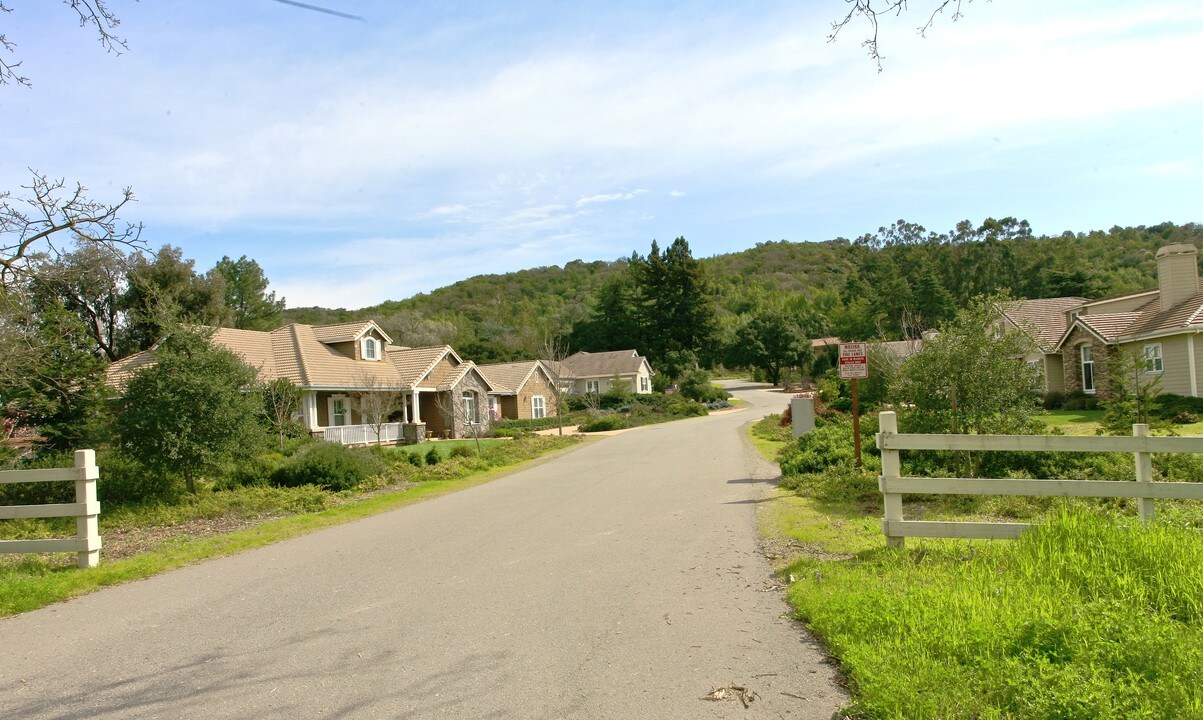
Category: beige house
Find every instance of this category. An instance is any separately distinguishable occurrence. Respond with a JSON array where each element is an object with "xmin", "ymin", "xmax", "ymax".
[
  {"xmin": 559, "ymin": 350, "xmax": 654, "ymax": 395},
  {"xmin": 106, "ymin": 320, "xmax": 496, "ymax": 444},
  {"xmin": 477, "ymin": 360, "xmax": 559, "ymax": 421},
  {"xmin": 997, "ymin": 296, "xmax": 1089, "ymax": 393},
  {"xmin": 1054, "ymin": 244, "xmax": 1203, "ymax": 398}
]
